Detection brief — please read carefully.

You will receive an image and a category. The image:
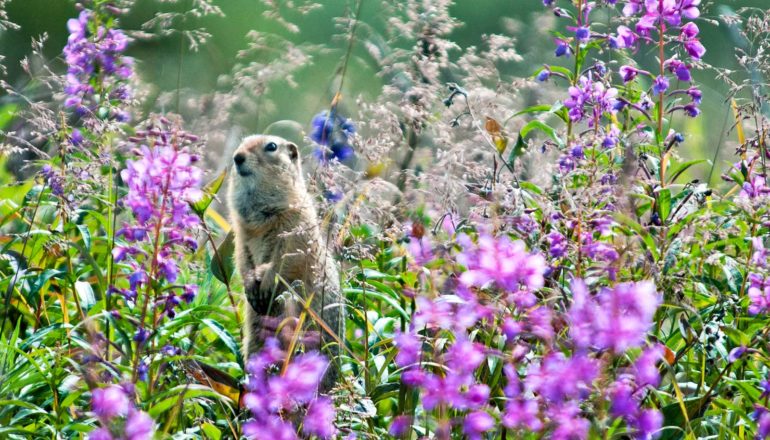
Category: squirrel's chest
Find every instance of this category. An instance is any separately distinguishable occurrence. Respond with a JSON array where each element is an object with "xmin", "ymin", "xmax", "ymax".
[{"xmin": 237, "ymin": 235, "xmax": 277, "ymax": 270}]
